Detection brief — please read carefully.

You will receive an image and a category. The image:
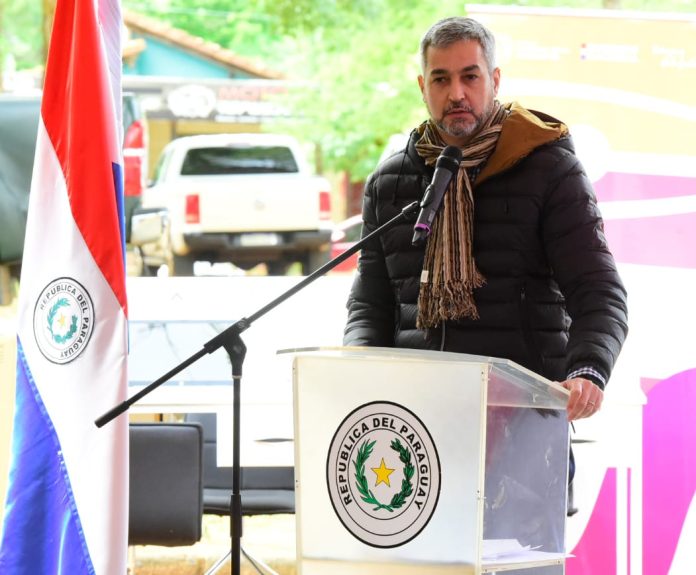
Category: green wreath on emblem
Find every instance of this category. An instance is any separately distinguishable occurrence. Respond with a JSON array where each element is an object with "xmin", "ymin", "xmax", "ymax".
[
  {"xmin": 354, "ymin": 437, "xmax": 415, "ymax": 512},
  {"xmin": 47, "ymin": 297, "xmax": 78, "ymax": 344}
]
